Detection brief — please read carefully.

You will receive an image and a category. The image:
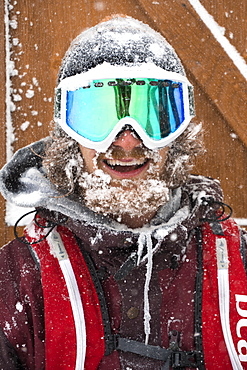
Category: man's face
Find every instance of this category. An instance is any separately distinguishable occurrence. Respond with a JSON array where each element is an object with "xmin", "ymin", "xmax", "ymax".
[
  {"xmin": 77, "ymin": 128, "xmax": 171, "ymax": 226},
  {"xmin": 79, "ymin": 129, "xmax": 168, "ymax": 182}
]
